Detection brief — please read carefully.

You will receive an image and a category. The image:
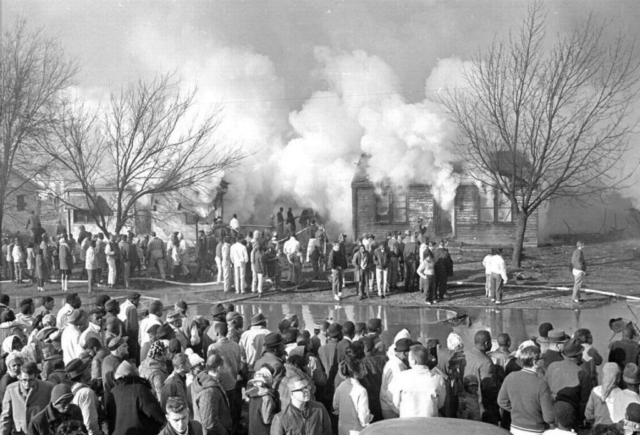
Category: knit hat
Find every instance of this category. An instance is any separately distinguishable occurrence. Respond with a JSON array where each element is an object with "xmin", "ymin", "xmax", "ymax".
[
  {"xmin": 447, "ymin": 332, "xmax": 464, "ymax": 351},
  {"xmin": 114, "ymin": 360, "xmax": 138, "ymax": 380},
  {"xmin": 186, "ymin": 349, "xmax": 204, "ymax": 367},
  {"xmin": 253, "ymin": 367, "xmax": 273, "ymax": 387},
  {"xmin": 148, "ymin": 341, "xmax": 166, "ymax": 359},
  {"xmin": 51, "ymin": 384, "xmax": 74, "ymax": 405}
]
